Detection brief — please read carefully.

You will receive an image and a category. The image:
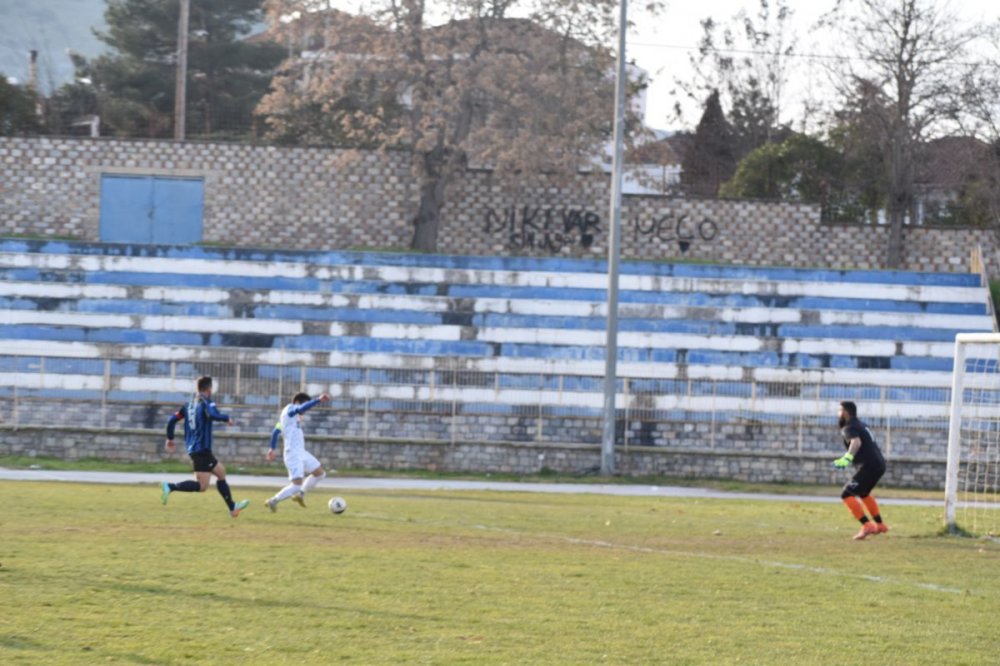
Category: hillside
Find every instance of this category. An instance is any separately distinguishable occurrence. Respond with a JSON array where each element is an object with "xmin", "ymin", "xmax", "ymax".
[{"xmin": 0, "ymin": 0, "xmax": 106, "ymax": 92}]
